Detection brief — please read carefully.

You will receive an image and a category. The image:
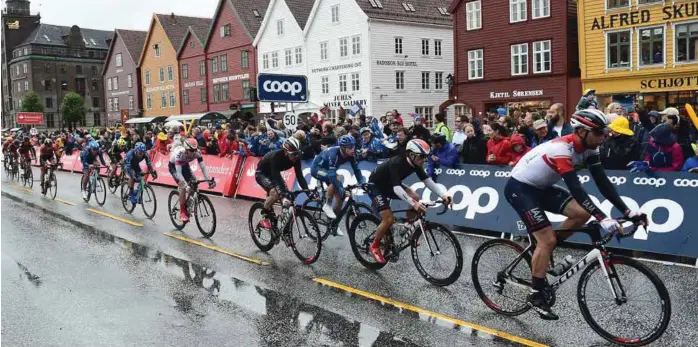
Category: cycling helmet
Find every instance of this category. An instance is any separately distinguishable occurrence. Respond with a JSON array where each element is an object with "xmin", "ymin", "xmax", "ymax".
[
  {"xmin": 338, "ymin": 134, "xmax": 356, "ymax": 148},
  {"xmin": 114, "ymin": 132, "xmax": 121, "ymax": 140},
  {"xmin": 134, "ymin": 142, "xmax": 146, "ymax": 153},
  {"xmin": 406, "ymin": 139, "xmax": 430, "ymax": 156},
  {"xmin": 183, "ymin": 138, "xmax": 198, "ymax": 150},
  {"xmin": 89, "ymin": 141, "xmax": 100, "ymax": 150},
  {"xmin": 44, "ymin": 138, "xmax": 53, "ymax": 146},
  {"xmin": 13, "ymin": 140, "xmax": 20, "ymax": 146},
  {"xmin": 360, "ymin": 127, "xmax": 372, "ymax": 135},
  {"xmin": 430, "ymin": 132, "xmax": 447, "ymax": 145},
  {"xmin": 571, "ymin": 109, "xmax": 608, "ymax": 131},
  {"xmin": 283, "ymin": 137, "xmax": 302, "ymax": 155},
  {"xmin": 116, "ymin": 138, "xmax": 127, "ymax": 148}
]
